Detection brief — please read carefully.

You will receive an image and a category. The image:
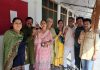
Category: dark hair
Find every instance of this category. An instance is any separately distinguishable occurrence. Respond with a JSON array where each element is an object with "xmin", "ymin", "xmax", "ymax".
[
  {"xmin": 25, "ymin": 17, "xmax": 33, "ymax": 23},
  {"xmin": 83, "ymin": 18, "xmax": 91, "ymax": 24},
  {"xmin": 40, "ymin": 19, "xmax": 47, "ymax": 24},
  {"xmin": 68, "ymin": 17, "xmax": 74, "ymax": 20},
  {"xmin": 12, "ymin": 17, "xmax": 22, "ymax": 23},
  {"xmin": 76, "ymin": 17, "xmax": 84, "ymax": 21},
  {"xmin": 58, "ymin": 20, "xmax": 63, "ymax": 24}
]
